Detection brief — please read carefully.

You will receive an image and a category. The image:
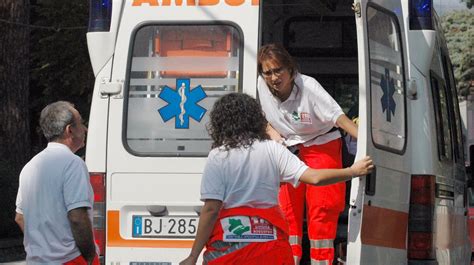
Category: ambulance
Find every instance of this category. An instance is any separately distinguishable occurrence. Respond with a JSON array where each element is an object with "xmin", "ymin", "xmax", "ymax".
[
  {"xmin": 85, "ymin": 0, "xmax": 471, "ymax": 264},
  {"xmin": 460, "ymin": 97, "xmax": 474, "ymax": 179}
]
